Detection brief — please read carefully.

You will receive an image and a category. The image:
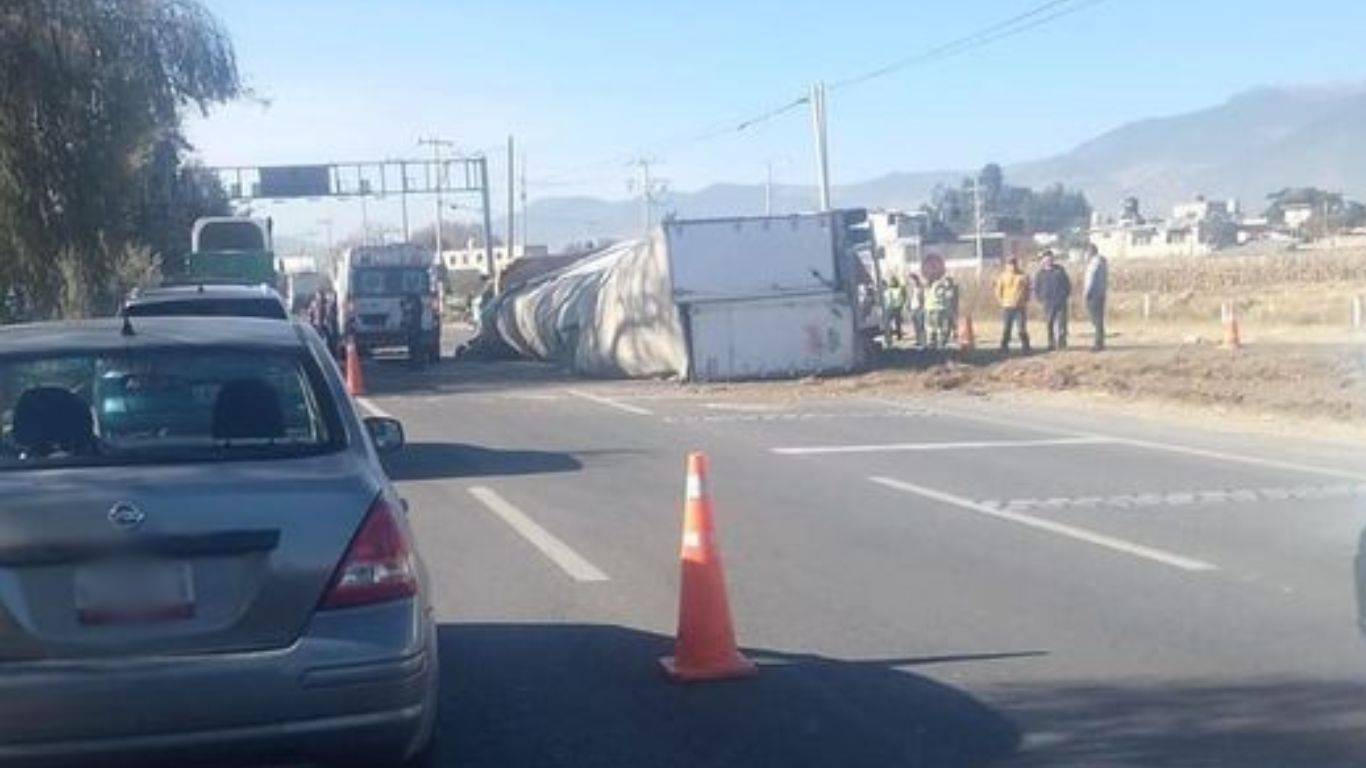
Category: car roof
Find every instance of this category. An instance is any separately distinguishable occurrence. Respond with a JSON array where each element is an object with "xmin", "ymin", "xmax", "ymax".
[
  {"xmin": 0, "ymin": 316, "xmax": 308, "ymax": 357},
  {"xmin": 125, "ymin": 283, "xmax": 284, "ymax": 304}
]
